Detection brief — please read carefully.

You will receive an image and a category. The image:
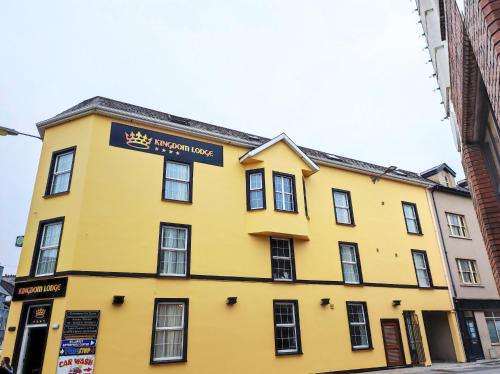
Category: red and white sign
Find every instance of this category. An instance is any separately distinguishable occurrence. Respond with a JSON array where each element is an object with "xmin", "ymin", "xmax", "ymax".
[{"xmin": 56, "ymin": 354, "xmax": 95, "ymax": 374}]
